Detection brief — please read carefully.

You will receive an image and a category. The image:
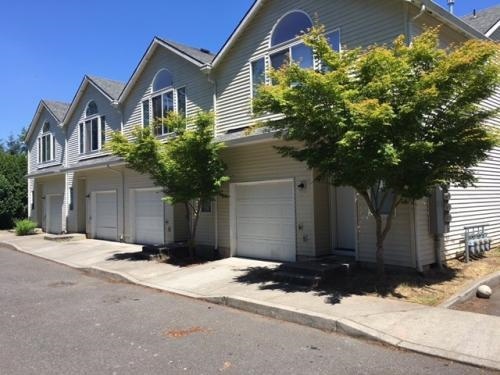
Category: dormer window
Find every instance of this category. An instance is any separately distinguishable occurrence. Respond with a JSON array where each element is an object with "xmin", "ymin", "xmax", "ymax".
[
  {"xmin": 79, "ymin": 100, "xmax": 106, "ymax": 154},
  {"xmin": 38, "ymin": 121, "xmax": 55, "ymax": 163},
  {"xmin": 142, "ymin": 69, "xmax": 187, "ymax": 136},
  {"xmin": 251, "ymin": 11, "xmax": 341, "ymax": 98}
]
